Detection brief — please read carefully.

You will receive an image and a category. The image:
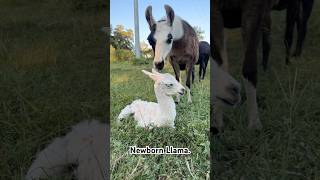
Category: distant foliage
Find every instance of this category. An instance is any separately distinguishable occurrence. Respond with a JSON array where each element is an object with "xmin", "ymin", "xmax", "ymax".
[
  {"xmin": 193, "ymin": 26, "xmax": 205, "ymax": 41},
  {"xmin": 110, "ymin": 25, "xmax": 134, "ymax": 50},
  {"xmin": 71, "ymin": 0, "xmax": 107, "ymax": 10},
  {"xmin": 114, "ymin": 49, "xmax": 134, "ymax": 62},
  {"xmin": 140, "ymin": 41, "xmax": 153, "ymax": 59},
  {"xmin": 110, "ymin": 45, "xmax": 117, "ymax": 62},
  {"xmin": 132, "ymin": 57, "xmax": 152, "ymax": 65},
  {"xmin": 109, "ymin": 24, "xmax": 135, "ymax": 62}
]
